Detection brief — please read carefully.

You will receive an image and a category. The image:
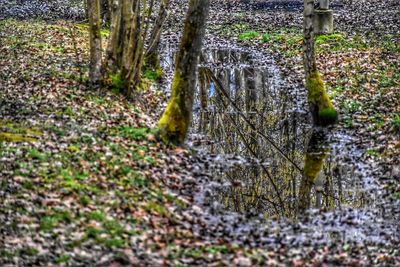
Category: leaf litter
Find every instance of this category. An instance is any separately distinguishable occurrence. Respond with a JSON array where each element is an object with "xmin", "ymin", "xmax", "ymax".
[{"xmin": 0, "ymin": 0, "xmax": 399, "ymax": 266}]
